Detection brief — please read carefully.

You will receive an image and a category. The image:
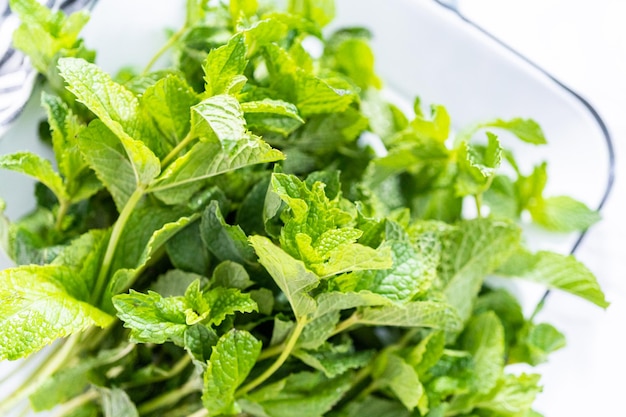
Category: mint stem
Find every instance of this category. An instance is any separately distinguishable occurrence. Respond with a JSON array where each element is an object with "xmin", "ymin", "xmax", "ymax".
[
  {"xmin": 141, "ymin": 26, "xmax": 187, "ymax": 76},
  {"xmin": 137, "ymin": 379, "xmax": 199, "ymax": 415},
  {"xmin": 236, "ymin": 316, "xmax": 308, "ymax": 397},
  {"xmin": 92, "ymin": 187, "xmax": 145, "ymax": 305},
  {"xmin": 161, "ymin": 131, "xmax": 195, "ymax": 168}
]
